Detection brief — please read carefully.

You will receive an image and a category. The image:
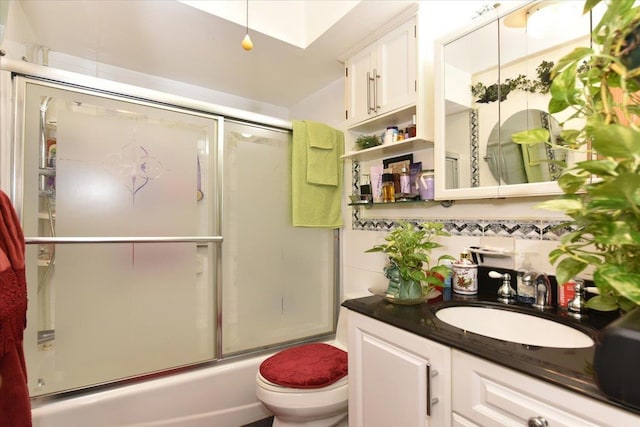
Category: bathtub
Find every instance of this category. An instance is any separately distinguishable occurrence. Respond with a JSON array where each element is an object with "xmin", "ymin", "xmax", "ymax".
[{"xmin": 31, "ymin": 353, "xmax": 274, "ymax": 427}]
